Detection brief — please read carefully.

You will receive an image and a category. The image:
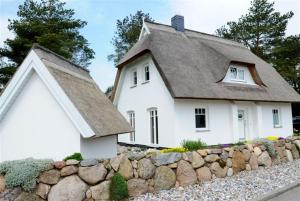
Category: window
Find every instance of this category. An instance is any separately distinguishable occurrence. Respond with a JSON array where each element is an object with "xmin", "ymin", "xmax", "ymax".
[
  {"xmin": 230, "ymin": 67, "xmax": 245, "ymax": 81},
  {"xmin": 149, "ymin": 108, "xmax": 158, "ymax": 144},
  {"xmin": 132, "ymin": 70, "xmax": 137, "ymax": 86},
  {"xmin": 272, "ymin": 109, "xmax": 281, "ymax": 128},
  {"xmin": 195, "ymin": 108, "xmax": 208, "ymax": 129},
  {"xmin": 144, "ymin": 65, "xmax": 150, "ymax": 82},
  {"xmin": 128, "ymin": 111, "xmax": 135, "ymax": 142}
]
